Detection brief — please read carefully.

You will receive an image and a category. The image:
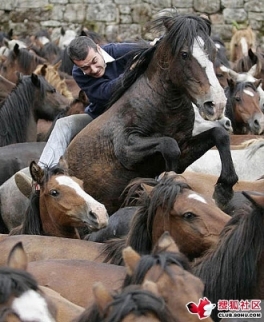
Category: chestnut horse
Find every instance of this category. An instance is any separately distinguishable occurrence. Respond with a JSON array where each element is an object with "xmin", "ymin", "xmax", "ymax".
[
  {"xmin": 192, "ymin": 191, "xmax": 264, "ymax": 322},
  {"xmin": 101, "ymin": 173, "xmax": 230, "ymax": 265},
  {"xmin": 122, "ymin": 232, "xmax": 214, "ymax": 322},
  {"xmin": 9, "ymin": 158, "xmax": 109, "ymax": 238},
  {"xmin": 66, "ymin": 11, "xmax": 237, "ymax": 215},
  {"xmin": 224, "ymin": 79, "xmax": 264, "ymax": 134}
]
